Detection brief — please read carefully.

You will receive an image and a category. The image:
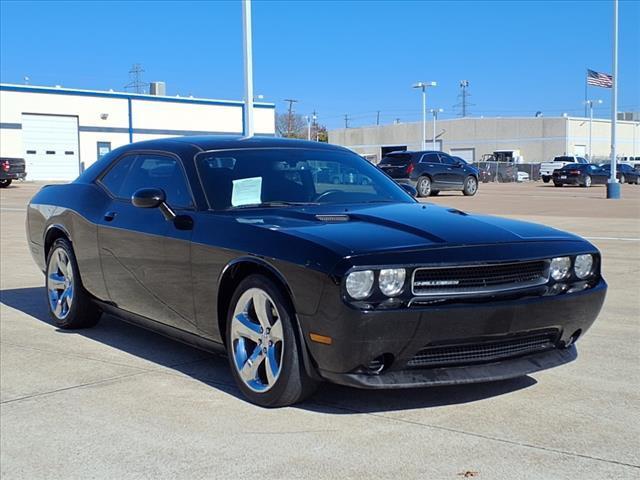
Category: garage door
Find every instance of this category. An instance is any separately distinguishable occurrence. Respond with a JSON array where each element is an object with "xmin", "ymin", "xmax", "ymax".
[
  {"xmin": 449, "ymin": 148, "xmax": 475, "ymax": 163},
  {"xmin": 22, "ymin": 114, "xmax": 80, "ymax": 181}
]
